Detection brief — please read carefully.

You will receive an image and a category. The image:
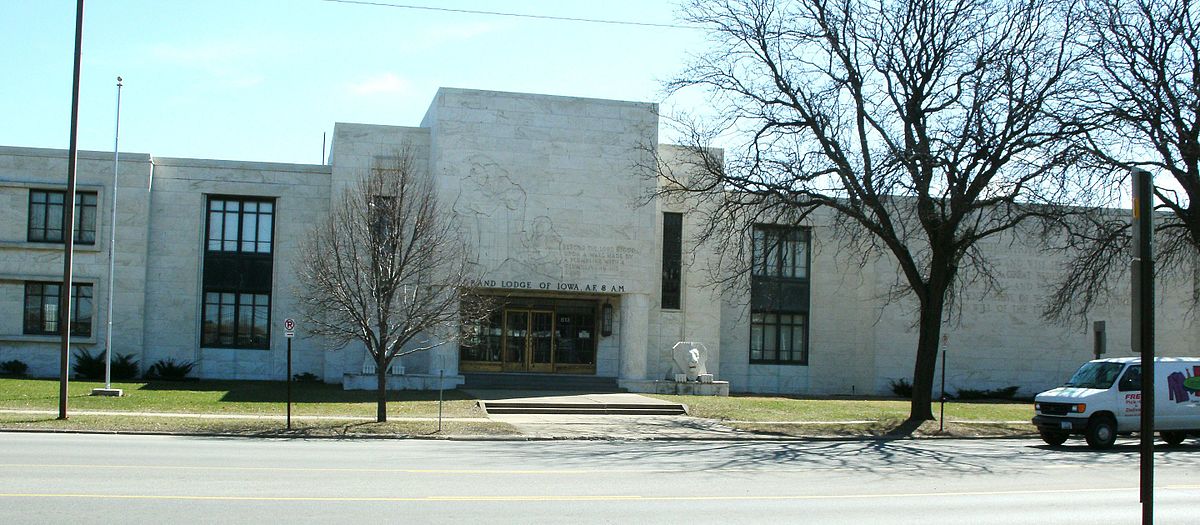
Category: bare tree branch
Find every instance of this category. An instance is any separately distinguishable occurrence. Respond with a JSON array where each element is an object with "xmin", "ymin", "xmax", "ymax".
[
  {"xmin": 1044, "ymin": 0, "xmax": 1200, "ymax": 322},
  {"xmin": 295, "ymin": 151, "xmax": 489, "ymax": 422},
  {"xmin": 659, "ymin": 0, "xmax": 1098, "ymax": 424}
]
